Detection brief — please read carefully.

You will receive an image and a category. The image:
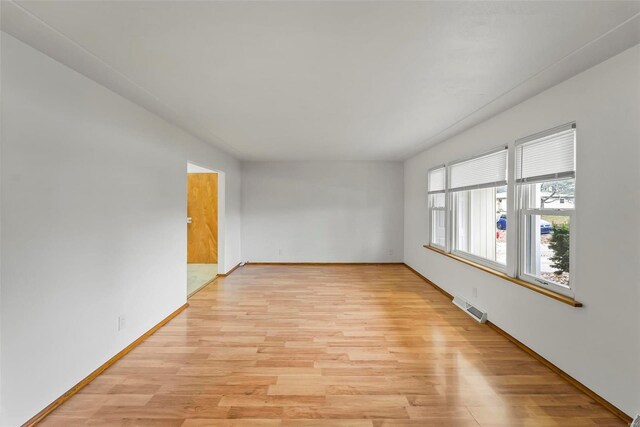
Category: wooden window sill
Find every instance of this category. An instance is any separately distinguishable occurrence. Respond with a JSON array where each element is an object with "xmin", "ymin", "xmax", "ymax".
[{"xmin": 423, "ymin": 245, "xmax": 583, "ymax": 307}]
